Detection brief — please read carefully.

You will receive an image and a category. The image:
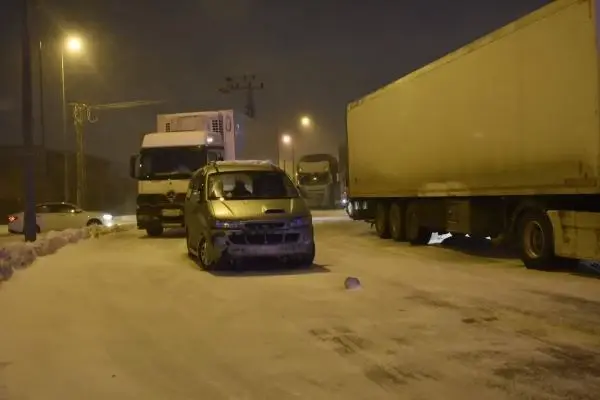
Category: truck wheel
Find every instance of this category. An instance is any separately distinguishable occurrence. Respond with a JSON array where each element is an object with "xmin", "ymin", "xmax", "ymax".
[
  {"xmin": 146, "ymin": 225, "xmax": 163, "ymax": 237},
  {"xmin": 405, "ymin": 203, "xmax": 432, "ymax": 245},
  {"xmin": 518, "ymin": 210, "xmax": 556, "ymax": 270},
  {"xmin": 375, "ymin": 202, "xmax": 390, "ymax": 238},
  {"xmin": 389, "ymin": 202, "xmax": 406, "ymax": 241}
]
